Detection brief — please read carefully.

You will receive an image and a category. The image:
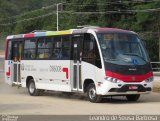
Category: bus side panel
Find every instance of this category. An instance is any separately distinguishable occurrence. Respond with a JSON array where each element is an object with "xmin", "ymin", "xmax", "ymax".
[
  {"xmin": 81, "ymin": 61, "xmax": 104, "ymax": 90},
  {"xmin": 81, "ymin": 62, "xmax": 95, "ymax": 83},
  {"xmin": 21, "ymin": 60, "xmax": 72, "ymax": 92},
  {"xmin": 5, "ymin": 39, "xmax": 13, "ymax": 85},
  {"xmin": 5, "ymin": 60, "xmax": 13, "ymax": 85}
]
